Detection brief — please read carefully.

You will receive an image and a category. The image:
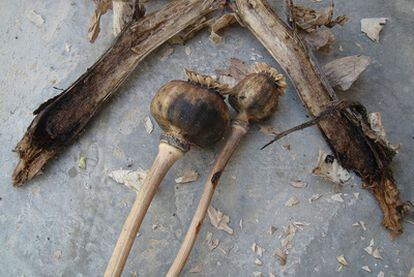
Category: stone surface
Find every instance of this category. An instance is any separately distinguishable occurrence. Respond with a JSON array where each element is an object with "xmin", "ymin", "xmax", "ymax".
[{"xmin": 0, "ymin": 0, "xmax": 413, "ymax": 276}]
